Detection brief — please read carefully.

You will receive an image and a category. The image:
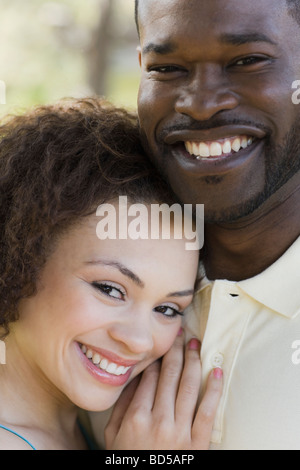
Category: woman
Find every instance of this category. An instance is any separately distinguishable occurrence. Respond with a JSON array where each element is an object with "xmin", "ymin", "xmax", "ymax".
[{"xmin": 0, "ymin": 98, "xmax": 222, "ymax": 450}]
